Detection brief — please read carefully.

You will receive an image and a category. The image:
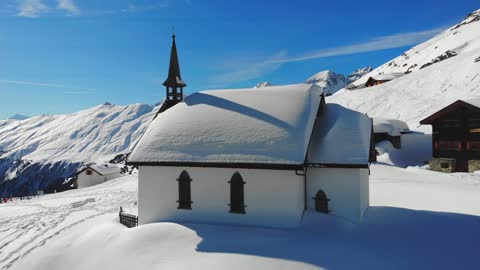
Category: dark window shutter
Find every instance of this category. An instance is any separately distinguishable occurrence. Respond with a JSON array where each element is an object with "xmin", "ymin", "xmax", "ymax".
[
  {"xmin": 229, "ymin": 172, "xmax": 245, "ymax": 214},
  {"xmin": 177, "ymin": 170, "xmax": 192, "ymax": 209},
  {"xmin": 313, "ymin": 190, "xmax": 329, "ymax": 213}
]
